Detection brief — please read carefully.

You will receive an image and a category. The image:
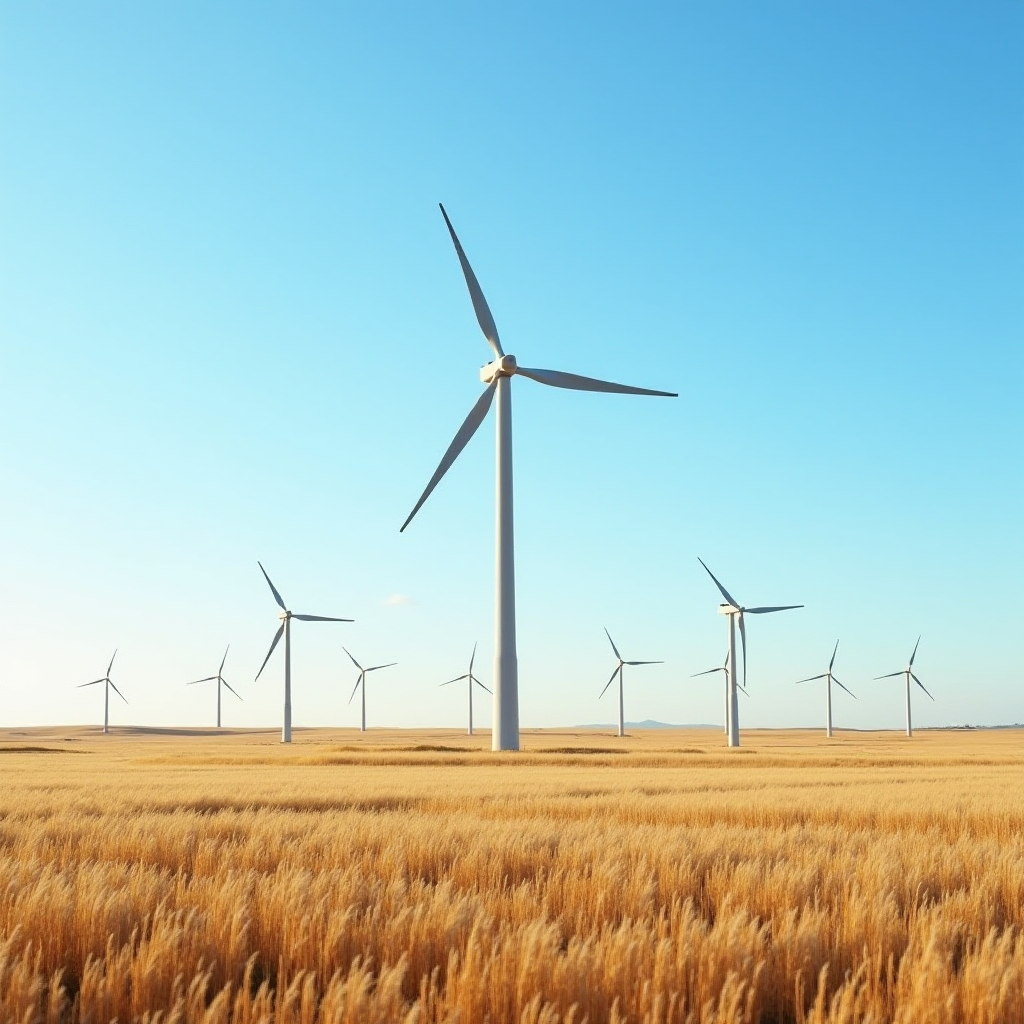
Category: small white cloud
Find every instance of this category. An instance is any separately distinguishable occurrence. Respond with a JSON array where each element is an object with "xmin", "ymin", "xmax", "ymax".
[{"xmin": 383, "ymin": 593, "xmax": 414, "ymax": 608}]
